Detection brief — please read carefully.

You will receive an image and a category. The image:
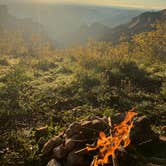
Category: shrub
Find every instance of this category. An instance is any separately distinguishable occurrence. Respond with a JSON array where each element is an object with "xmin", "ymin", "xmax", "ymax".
[
  {"xmin": 0, "ymin": 65, "xmax": 31, "ymax": 110},
  {"xmin": 36, "ymin": 60, "xmax": 56, "ymax": 71},
  {"xmin": 161, "ymin": 83, "xmax": 166, "ymax": 100},
  {"xmin": 0, "ymin": 57, "xmax": 9, "ymax": 66}
]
